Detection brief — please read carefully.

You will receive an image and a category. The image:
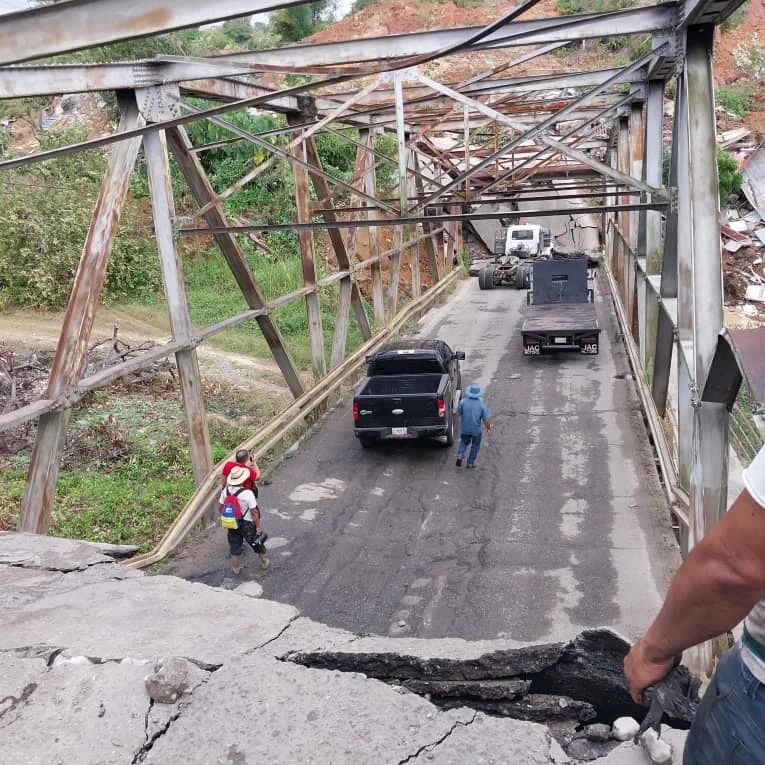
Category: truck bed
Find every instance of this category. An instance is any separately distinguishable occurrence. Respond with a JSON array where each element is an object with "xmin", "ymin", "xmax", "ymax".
[
  {"xmin": 522, "ymin": 303, "xmax": 599, "ymax": 333},
  {"xmin": 357, "ymin": 373, "xmax": 443, "ymax": 397}
]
